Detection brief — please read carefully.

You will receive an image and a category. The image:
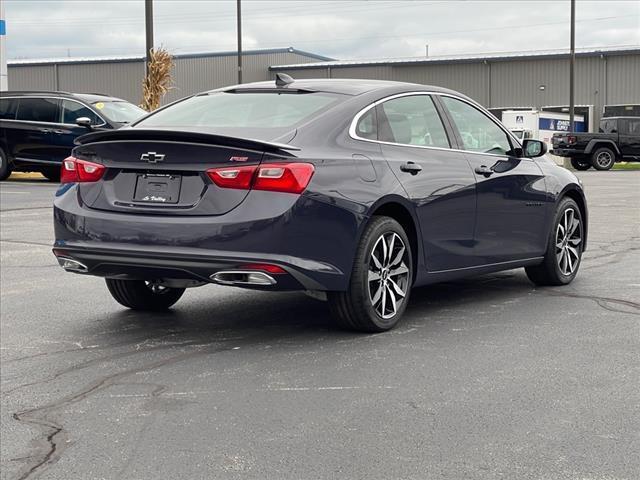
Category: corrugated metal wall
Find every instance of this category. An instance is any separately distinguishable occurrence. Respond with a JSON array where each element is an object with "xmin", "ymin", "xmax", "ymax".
[
  {"xmin": 7, "ymin": 50, "xmax": 323, "ymax": 106},
  {"xmin": 273, "ymin": 52, "xmax": 640, "ymax": 128}
]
